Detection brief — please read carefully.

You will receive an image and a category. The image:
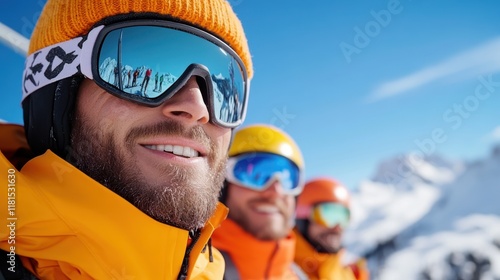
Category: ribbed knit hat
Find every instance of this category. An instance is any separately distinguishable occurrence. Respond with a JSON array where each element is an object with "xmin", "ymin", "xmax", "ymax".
[{"xmin": 29, "ymin": 0, "xmax": 253, "ymax": 78}]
